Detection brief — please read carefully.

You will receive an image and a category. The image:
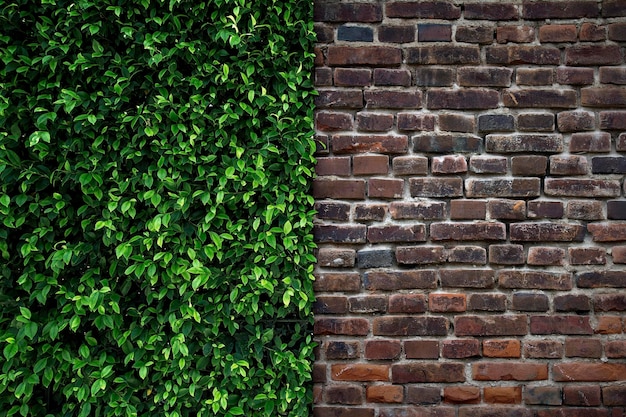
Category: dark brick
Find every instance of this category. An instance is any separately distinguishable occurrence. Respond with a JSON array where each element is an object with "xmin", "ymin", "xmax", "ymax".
[
  {"xmin": 604, "ymin": 0, "xmax": 626, "ymax": 17},
  {"xmin": 315, "ymin": 156, "xmax": 351, "ymax": 176},
  {"xmin": 524, "ymin": 340, "xmax": 564, "ymax": 359},
  {"xmin": 430, "ymin": 222, "xmax": 506, "ymax": 241},
  {"xmin": 357, "ymin": 249, "xmax": 394, "ymax": 269},
  {"xmin": 337, "ymin": 25, "xmax": 374, "ymax": 42},
  {"xmin": 386, "ymin": 1, "xmax": 461, "ymax": 19},
  {"xmin": 499, "ymin": 270, "xmax": 572, "ymax": 290},
  {"xmin": 409, "ymin": 178, "xmax": 463, "ymax": 198},
  {"xmin": 315, "ymin": 201, "xmax": 350, "ymax": 222},
  {"xmin": 478, "ymin": 114, "xmax": 515, "ymax": 132},
  {"xmin": 404, "ymin": 340, "xmax": 440, "ymax": 360},
  {"xmin": 373, "ymin": 69, "xmax": 411, "ymax": 87},
  {"xmin": 510, "ymin": 223, "xmax": 585, "ymax": 242},
  {"xmin": 486, "ymin": 46, "xmax": 560, "ymax": 65},
  {"xmin": 314, "ymin": 224, "xmax": 367, "ymax": 244},
  {"xmin": 314, "ymin": 23, "xmax": 334, "ymax": 43},
  {"xmin": 569, "ymin": 247, "xmax": 606, "ymax": 265},
  {"xmin": 564, "ymin": 386, "xmax": 601, "ymax": 406},
  {"xmin": 326, "ymin": 384, "xmax": 364, "ymax": 405},
  {"xmin": 545, "ymin": 179, "xmax": 621, "ymax": 197},
  {"xmin": 512, "ymin": 156, "xmax": 548, "ymax": 176},
  {"xmin": 356, "ymin": 113, "xmax": 393, "ymax": 133},
  {"xmin": 314, "ymin": 178, "xmax": 366, "ymax": 200},
  {"xmin": 577, "ymin": 271, "xmax": 626, "ymax": 288},
  {"xmin": 565, "ymin": 45, "xmax": 623, "ymax": 66},
  {"xmin": 447, "ymin": 246, "xmax": 487, "ymax": 264},
  {"xmin": 418, "ymin": 24, "xmax": 452, "ymax": 42},
  {"xmin": 512, "ymin": 292, "xmax": 550, "ymax": 312},
  {"xmin": 553, "ymin": 363, "xmax": 626, "ymax": 382},
  {"xmin": 450, "ymin": 200, "xmax": 486, "ymax": 220},
  {"xmin": 467, "ymin": 294, "xmax": 507, "ymax": 312},
  {"xmin": 378, "ymin": 25, "xmax": 415, "ymax": 43},
  {"xmin": 516, "ymin": 68, "xmax": 553, "ymax": 85},
  {"xmin": 466, "ymin": 178, "xmax": 540, "ymax": 198},
  {"xmin": 314, "ymin": 296, "xmax": 348, "ymax": 314},
  {"xmin": 413, "ymin": 134, "xmax": 482, "ymax": 153},
  {"xmin": 316, "ymin": 111, "xmax": 354, "ymax": 132},
  {"xmin": 314, "ymin": 318, "xmax": 370, "ymax": 336},
  {"xmin": 600, "ymin": 111, "xmax": 626, "ymax": 130},
  {"xmin": 489, "ymin": 244, "xmax": 524, "ymax": 264},
  {"xmin": 392, "ymin": 363, "xmax": 465, "ymax": 384},
  {"xmin": 365, "ymin": 90, "xmax": 421, "ymax": 109},
  {"xmin": 397, "ymin": 113, "xmax": 436, "ymax": 131},
  {"xmin": 373, "ymin": 316, "xmax": 448, "ymax": 336},
  {"xmin": 570, "ymin": 132, "xmax": 611, "ymax": 153},
  {"xmin": 594, "ymin": 293, "xmax": 626, "ymax": 311},
  {"xmin": 316, "ymin": 89, "xmax": 363, "ymax": 109},
  {"xmin": 458, "ymin": 67, "xmax": 512, "ymax": 87},
  {"xmin": 406, "ymin": 387, "xmax": 442, "ymax": 405},
  {"xmin": 504, "ymin": 89, "xmax": 577, "ymax": 108},
  {"xmin": 470, "ymin": 156, "xmax": 508, "ymax": 174},
  {"xmin": 388, "ymin": 294, "xmax": 427, "ymax": 314},
  {"xmin": 527, "ymin": 200, "xmax": 564, "ymax": 218},
  {"xmin": 354, "ymin": 204, "xmax": 387, "ymax": 221},
  {"xmin": 315, "ymin": 67, "xmax": 333, "ymax": 86},
  {"xmin": 314, "ymin": 272, "xmax": 360, "ymax": 292},
  {"xmin": 530, "ymin": 316, "xmax": 593, "ymax": 335},
  {"xmin": 314, "ymin": 3, "xmax": 383, "ymax": 22},
  {"xmin": 414, "ymin": 67, "xmax": 455, "ymax": 87},
  {"xmin": 524, "ymin": 386, "xmax": 562, "ymax": 405},
  {"xmin": 554, "ymin": 294, "xmax": 591, "ymax": 313},
  {"xmin": 566, "ymin": 200, "xmax": 604, "ymax": 220},
  {"xmin": 497, "ymin": 26, "xmax": 535, "ymax": 43},
  {"xmin": 438, "ymin": 114, "xmax": 475, "ymax": 133},
  {"xmin": 458, "ymin": 408, "xmax": 531, "ymax": 417},
  {"xmin": 389, "ymin": 201, "xmax": 445, "ymax": 219},
  {"xmin": 619, "ymin": 133, "xmax": 626, "ymax": 150},
  {"xmin": 441, "ymin": 269, "xmax": 495, "ymax": 288},
  {"xmin": 327, "ymin": 46, "xmax": 402, "ymax": 67},
  {"xmin": 313, "ymin": 407, "xmax": 374, "ymax": 417},
  {"xmin": 608, "ymin": 201, "xmax": 626, "ymax": 220},
  {"xmin": 565, "ymin": 338, "xmax": 603, "ymax": 358},
  {"xmin": 455, "ymin": 315, "xmax": 528, "ymax": 336},
  {"xmin": 349, "ymin": 295, "xmax": 387, "ymax": 314},
  {"xmin": 465, "ymin": 3, "xmax": 518, "ymax": 20},
  {"xmin": 326, "ymin": 341, "xmax": 361, "ymax": 360},
  {"xmin": 606, "ymin": 341, "xmax": 626, "ymax": 358},
  {"xmin": 522, "ymin": 1, "xmax": 599, "ymax": 19},
  {"xmin": 557, "ymin": 111, "xmax": 596, "ymax": 132},
  {"xmin": 334, "ymin": 68, "xmax": 372, "ymax": 87},
  {"xmin": 518, "ymin": 113, "xmax": 555, "ymax": 132},
  {"xmin": 364, "ymin": 270, "xmax": 438, "ymax": 291},
  {"xmin": 406, "ymin": 46, "xmax": 480, "ymax": 65},
  {"xmin": 539, "ymin": 24, "xmax": 577, "ymax": 43},
  {"xmin": 580, "ymin": 22, "xmax": 607, "ymax": 40},
  {"xmin": 455, "ymin": 26, "xmax": 495, "ymax": 44},
  {"xmin": 442, "ymin": 339, "xmax": 480, "ymax": 358},
  {"xmin": 601, "ymin": 67, "xmax": 626, "ymax": 85},
  {"xmin": 332, "ymin": 134, "xmax": 408, "ymax": 154},
  {"xmin": 592, "ymin": 157, "xmax": 626, "ymax": 174},
  {"xmin": 609, "ymin": 22, "xmax": 626, "ymax": 41},
  {"xmin": 582, "ymin": 88, "xmax": 626, "ymax": 107},
  {"xmin": 557, "ymin": 67, "xmax": 595, "ymax": 85},
  {"xmin": 429, "ymin": 89, "xmax": 499, "ymax": 110},
  {"xmin": 527, "ymin": 246, "xmax": 566, "ymax": 266},
  {"xmin": 396, "ymin": 246, "xmax": 446, "ymax": 265},
  {"xmin": 367, "ymin": 225, "xmax": 426, "ymax": 243}
]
